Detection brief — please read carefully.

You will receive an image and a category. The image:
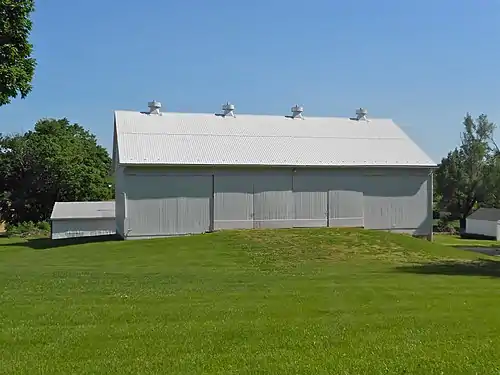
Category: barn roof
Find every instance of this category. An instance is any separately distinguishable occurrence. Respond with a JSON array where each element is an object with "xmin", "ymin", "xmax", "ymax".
[
  {"xmin": 113, "ymin": 110, "xmax": 436, "ymax": 168},
  {"xmin": 50, "ymin": 201, "xmax": 115, "ymax": 220},
  {"xmin": 467, "ymin": 208, "xmax": 500, "ymax": 222}
]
